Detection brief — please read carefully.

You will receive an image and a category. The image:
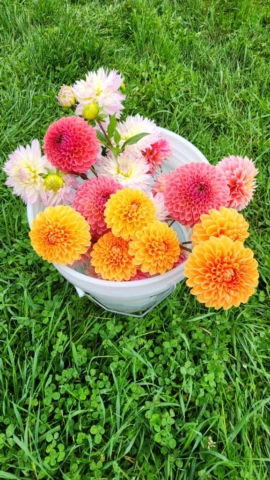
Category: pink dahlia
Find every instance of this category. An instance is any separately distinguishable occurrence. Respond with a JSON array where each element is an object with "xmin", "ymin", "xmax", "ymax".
[
  {"xmin": 164, "ymin": 163, "xmax": 229, "ymax": 227},
  {"xmin": 143, "ymin": 138, "xmax": 172, "ymax": 174},
  {"xmin": 129, "ymin": 270, "xmax": 151, "ymax": 281},
  {"xmin": 152, "ymin": 173, "xmax": 170, "ymax": 195},
  {"xmin": 43, "ymin": 116, "xmax": 99, "ymax": 173},
  {"xmin": 72, "ymin": 177, "xmax": 122, "ymax": 239},
  {"xmin": 216, "ymin": 155, "xmax": 258, "ymax": 211},
  {"xmin": 173, "ymin": 250, "xmax": 187, "ymax": 268}
]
